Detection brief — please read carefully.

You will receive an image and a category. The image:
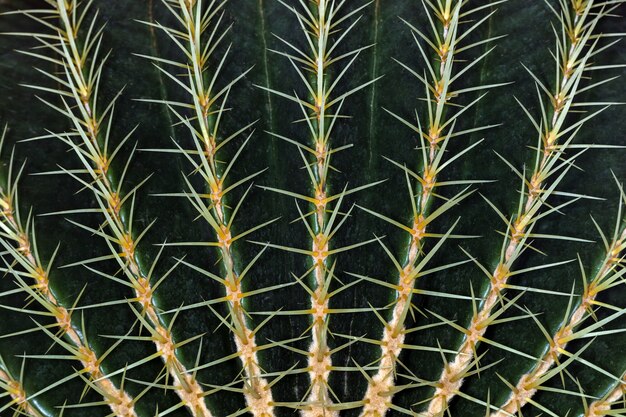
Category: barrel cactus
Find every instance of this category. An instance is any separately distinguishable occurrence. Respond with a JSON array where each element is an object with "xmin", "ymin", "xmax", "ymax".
[{"xmin": 0, "ymin": 0, "xmax": 625, "ymax": 416}]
